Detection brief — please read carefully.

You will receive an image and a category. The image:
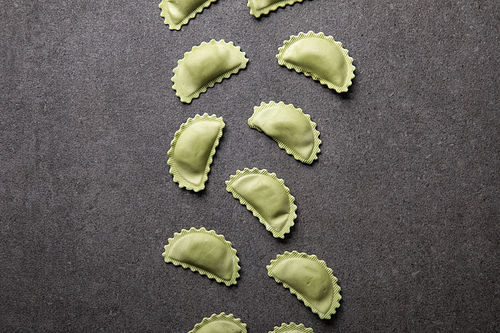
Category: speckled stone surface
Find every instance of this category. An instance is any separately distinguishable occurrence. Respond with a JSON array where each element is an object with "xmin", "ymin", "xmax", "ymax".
[{"xmin": 1, "ymin": 1, "xmax": 498, "ymax": 332}]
